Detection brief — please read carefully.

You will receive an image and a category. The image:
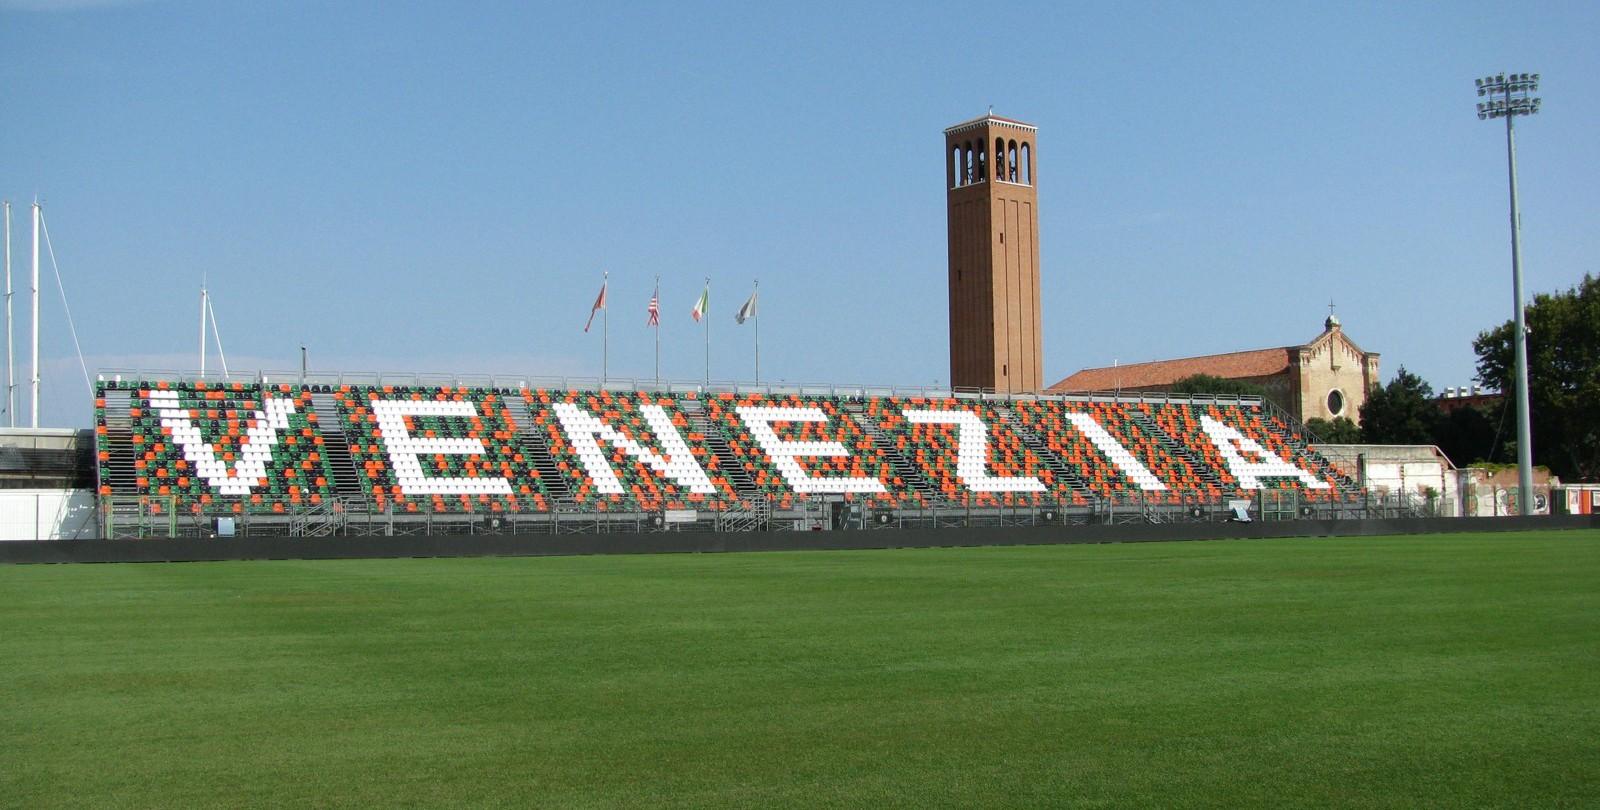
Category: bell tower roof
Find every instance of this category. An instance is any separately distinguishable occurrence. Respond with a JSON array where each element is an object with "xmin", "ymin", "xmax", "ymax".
[{"xmin": 944, "ymin": 113, "xmax": 1037, "ymax": 136}]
